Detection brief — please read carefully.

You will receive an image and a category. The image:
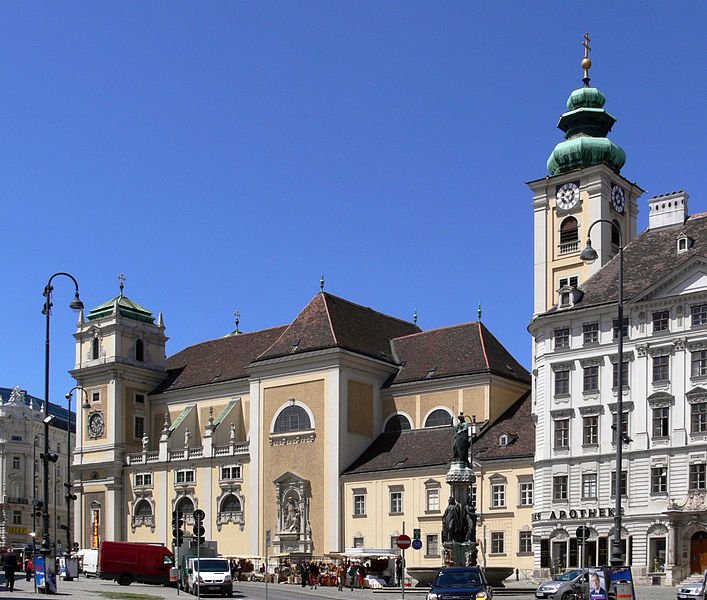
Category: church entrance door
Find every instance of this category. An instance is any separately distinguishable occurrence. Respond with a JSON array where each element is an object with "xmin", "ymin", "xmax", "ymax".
[{"xmin": 690, "ymin": 531, "xmax": 707, "ymax": 573}]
